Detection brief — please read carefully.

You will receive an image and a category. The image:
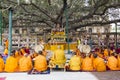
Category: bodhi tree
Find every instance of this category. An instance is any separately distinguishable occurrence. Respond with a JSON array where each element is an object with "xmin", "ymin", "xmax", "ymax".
[{"xmin": 0, "ymin": 0, "xmax": 120, "ymax": 30}]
